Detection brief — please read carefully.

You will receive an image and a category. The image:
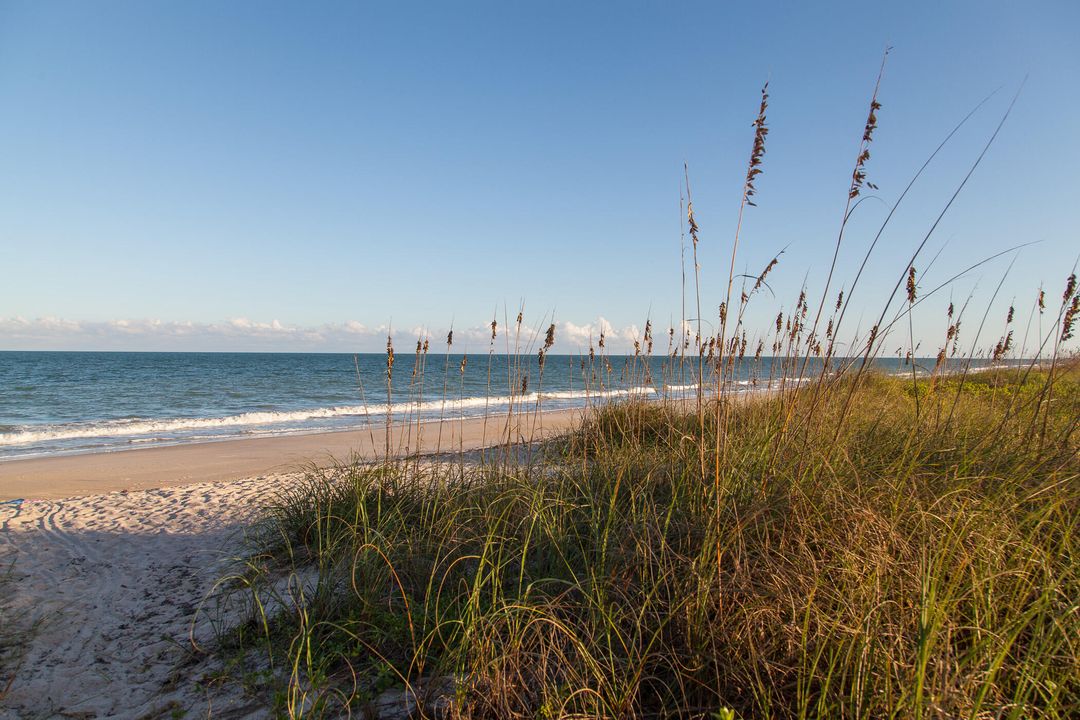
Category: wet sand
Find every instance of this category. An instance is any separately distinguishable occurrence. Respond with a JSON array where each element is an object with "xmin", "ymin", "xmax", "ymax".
[{"xmin": 0, "ymin": 408, "xmax": 580, "ymax": 501}]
